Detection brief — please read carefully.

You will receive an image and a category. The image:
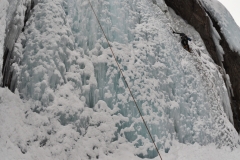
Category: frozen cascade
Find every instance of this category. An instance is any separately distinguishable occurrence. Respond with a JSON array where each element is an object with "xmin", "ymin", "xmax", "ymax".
[
  {"xmin": 0, "ymin": 0, "xmax": 239, "ymax": 159},
  {"xmin": 1, "ymin": 0, "xmax": 33, "ymax": 88}
]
